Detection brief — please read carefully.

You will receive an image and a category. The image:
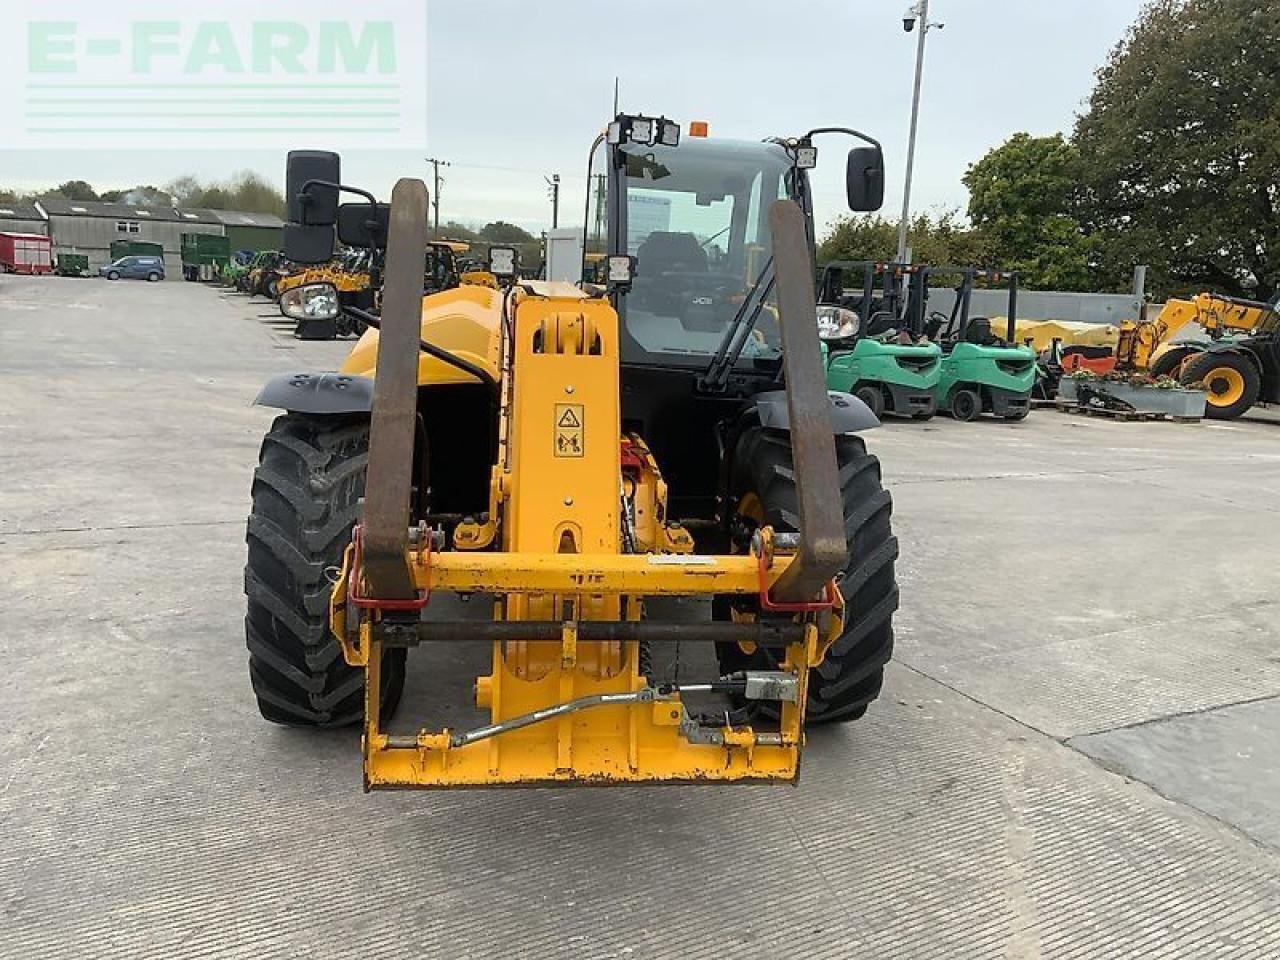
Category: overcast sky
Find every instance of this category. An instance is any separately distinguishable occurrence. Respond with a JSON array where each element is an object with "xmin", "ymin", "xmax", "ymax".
[{"xmin": 0, "ymin": 0, "xmax": 1148, "ymax": 235}]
